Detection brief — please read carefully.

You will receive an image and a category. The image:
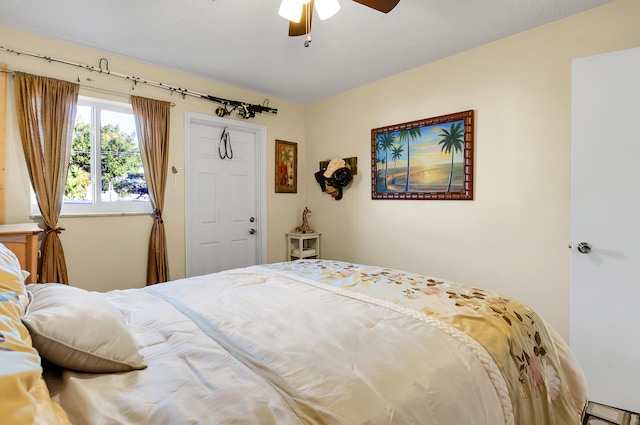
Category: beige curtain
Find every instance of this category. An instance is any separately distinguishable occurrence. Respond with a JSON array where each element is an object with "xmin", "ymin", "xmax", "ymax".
[
  {"xmin": 14, "ymin": 72, "xmax": 79, "ymax": 284},
  {"xmin": 131, "ymin": 96, "xmax": 171, "ymax": 285}
]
